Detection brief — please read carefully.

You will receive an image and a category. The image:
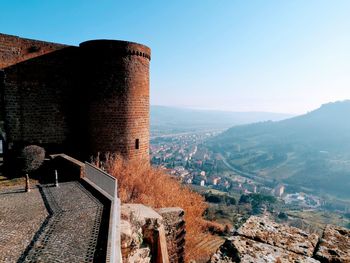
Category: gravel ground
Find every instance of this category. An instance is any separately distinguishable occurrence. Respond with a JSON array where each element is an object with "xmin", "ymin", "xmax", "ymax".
[{"xmin": 0, "ymin": 181, "xmax": 107, "ymax": 263}]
